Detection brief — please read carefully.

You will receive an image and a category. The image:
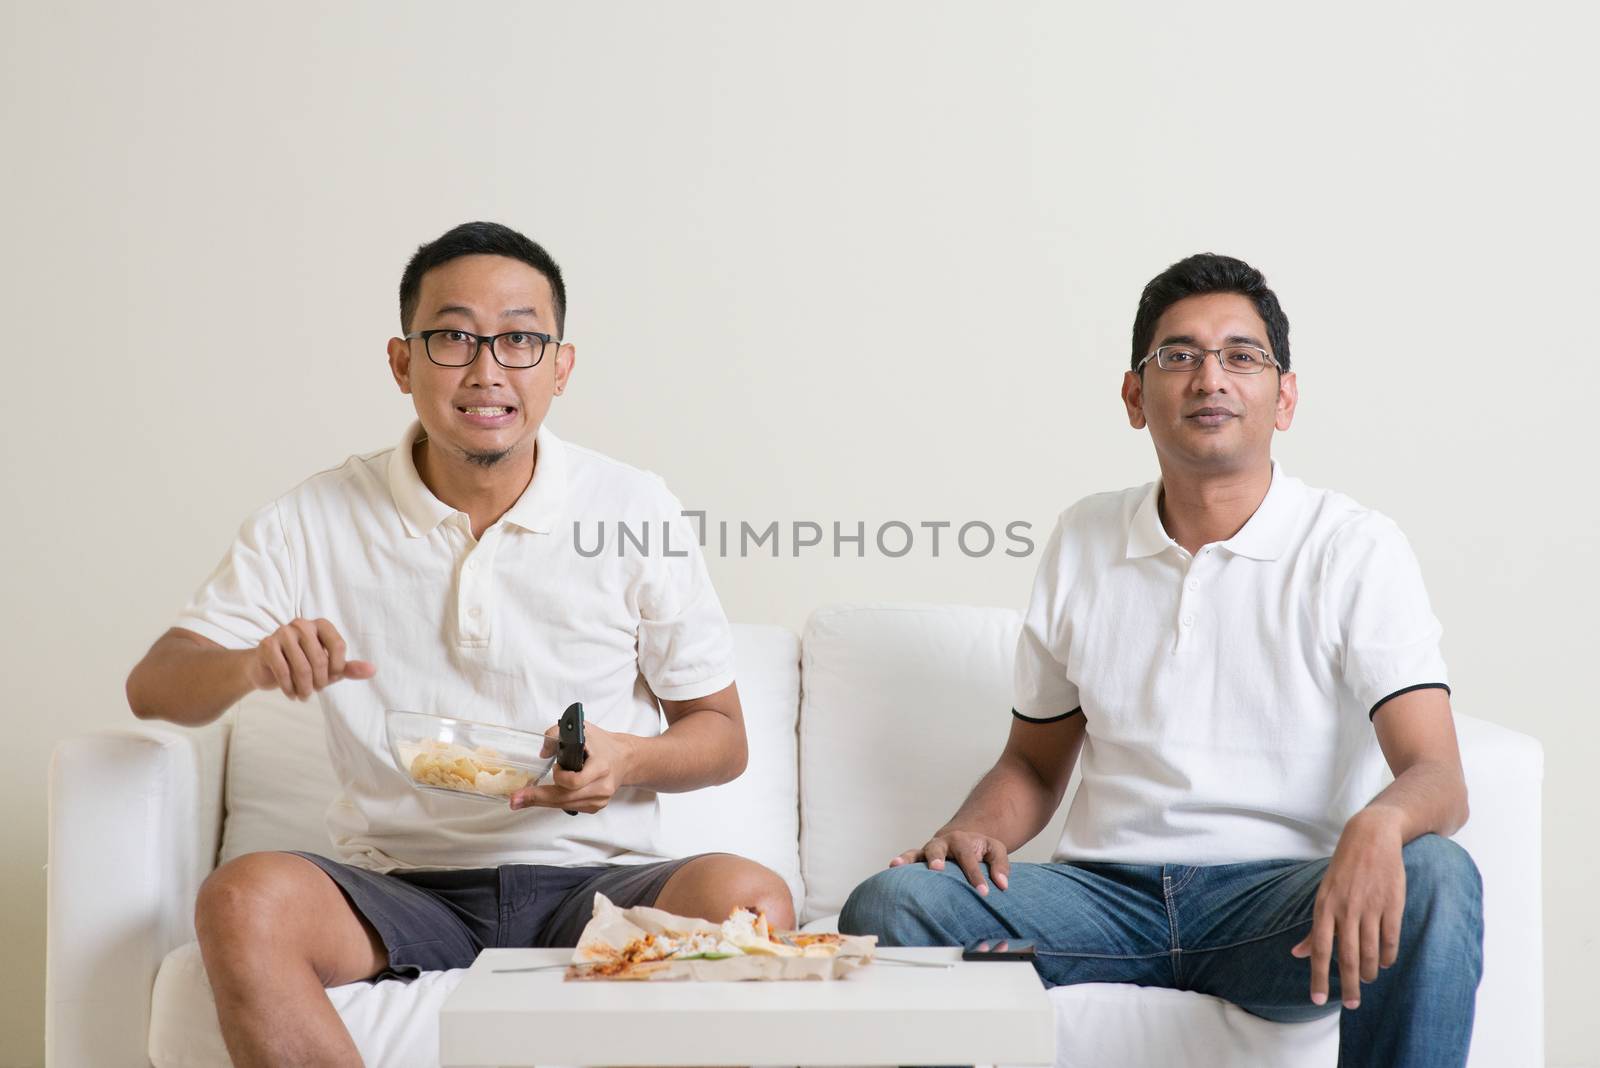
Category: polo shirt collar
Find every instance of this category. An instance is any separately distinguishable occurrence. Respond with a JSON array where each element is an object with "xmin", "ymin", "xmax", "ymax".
[
  {"xmin": 1125, "ymin": 462, "xmax": 1296, "ymax": 561},
  {"xmin": 388, "ymin": 421, "xmax": 567, "ymax": 538},
  {"xmin": 1126, "ymin": 481, "xmax": 1175, "ymax": 559},
  {"xmin": 1221, "ymin": 463, "xmax": 1296, "ymax": 561}
]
